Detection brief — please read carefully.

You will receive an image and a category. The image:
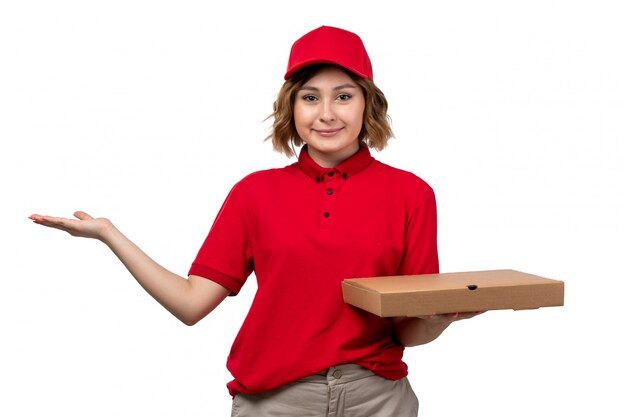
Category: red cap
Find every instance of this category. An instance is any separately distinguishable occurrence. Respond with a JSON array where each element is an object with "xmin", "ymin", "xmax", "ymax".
[{"xmin": 284, "ymin": 26, "xmax": 373, "ymax": 81}]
